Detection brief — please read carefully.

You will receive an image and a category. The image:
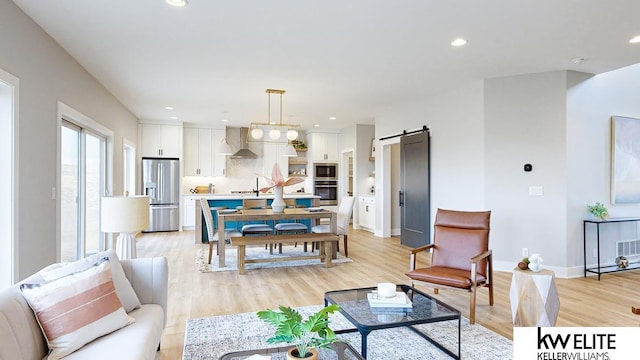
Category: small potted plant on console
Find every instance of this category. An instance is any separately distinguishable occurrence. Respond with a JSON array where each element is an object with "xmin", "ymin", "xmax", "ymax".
[
  {"xmin": 587, "ymin": 202, "xmax": 609, "ymax": 221},
  {"xmin": 257, "ymin": 304, "xmax": 341, "ymax": 360}
]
